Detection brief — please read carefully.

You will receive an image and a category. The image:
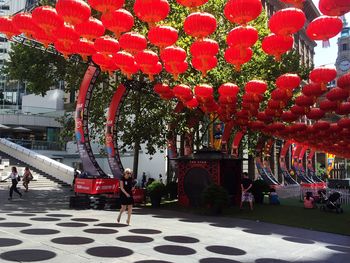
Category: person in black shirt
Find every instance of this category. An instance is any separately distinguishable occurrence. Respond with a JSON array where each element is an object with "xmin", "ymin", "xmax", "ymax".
[
  {"xmin": 117, "ymin": 168, "xmax": 134, "ymax": 225},
  {"xmin": 240, "ymin": 172, "xmax": 253, "ymax": 210}
]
